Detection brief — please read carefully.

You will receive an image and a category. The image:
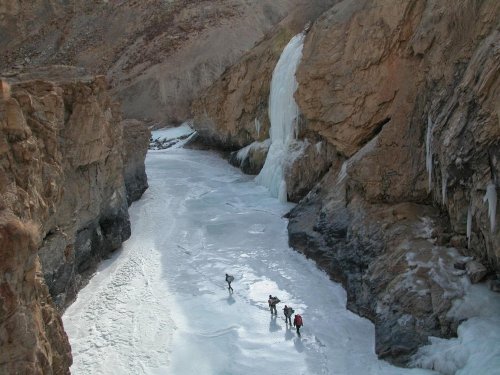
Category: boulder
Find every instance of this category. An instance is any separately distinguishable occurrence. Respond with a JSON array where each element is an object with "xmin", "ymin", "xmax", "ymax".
[{"xmin": 466, "ymin": 260, "xmax": 488, "ymax": 283}]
